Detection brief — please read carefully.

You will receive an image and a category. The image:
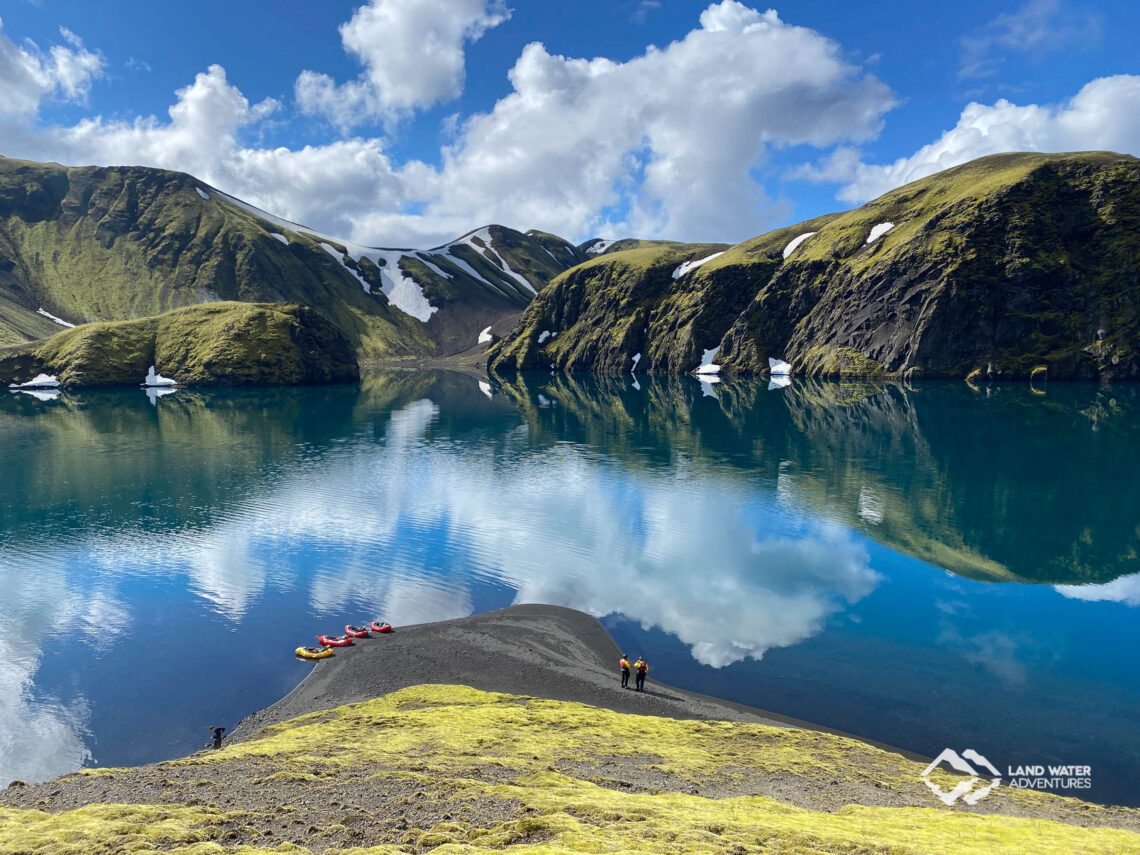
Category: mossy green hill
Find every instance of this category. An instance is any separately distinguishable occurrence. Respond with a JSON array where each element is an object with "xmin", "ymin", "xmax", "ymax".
[
  {"xmin": 0, "ymin": 302, "xmax": 359, "ymax": 388},
  {"xmin": 0, "ymin": 685, "xmax": 1135, "ymax": 854},
  {"xmin": 0, "ymin": 158, "xmax": 585, "ymax": 362},
  {"xmin": 491, "ymin": 152, "xmax": 1140, "ymax": 380}
]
